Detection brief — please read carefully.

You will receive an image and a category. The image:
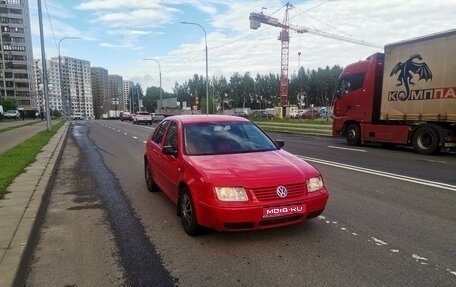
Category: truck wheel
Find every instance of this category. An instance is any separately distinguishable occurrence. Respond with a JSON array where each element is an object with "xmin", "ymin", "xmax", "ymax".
[
  {"xmin": 346, "ymin": 123, "xmax": 361, "ymax": 146},
  {"xmin": 412, "ymin": 127, "xmax": 439, "ymax": 155}
]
